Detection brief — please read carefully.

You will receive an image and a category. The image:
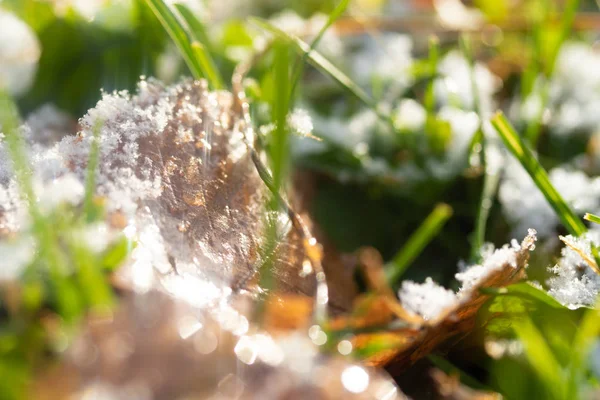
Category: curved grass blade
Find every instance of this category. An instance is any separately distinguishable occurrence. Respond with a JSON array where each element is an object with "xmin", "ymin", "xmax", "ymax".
[
  {"xmin": 290, "ymin": 0, "xmax": 350, "ymax": 98},
  {"xmin": 490, "ymin": 112, "xmax": 586, "ymax": 237},
  {"xmin": 174, "ymin": 3, "xmax": 224, "ymax": 89},
  {"xmin": 250, "ymin": 17, "xmax": 381, "ymax": 114},
  {"xmin": 386, "ymin": 203, "xmax": 453, "ymax": 285},
  {"xmin": 145, "ymin": 0, "xmax": 203, "ymax": 80}
]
